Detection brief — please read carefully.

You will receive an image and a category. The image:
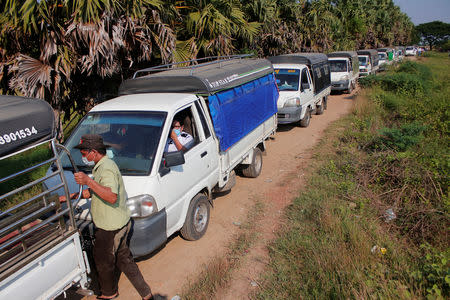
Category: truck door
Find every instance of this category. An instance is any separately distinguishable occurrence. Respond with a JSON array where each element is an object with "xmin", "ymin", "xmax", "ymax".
[
  {"xmin": 157, "ymin": 101, "xmax": 218, "ymax": 234},
  {"xmin": 300, "ymin": 67, "xmax": 314, "ymax": 106}
]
